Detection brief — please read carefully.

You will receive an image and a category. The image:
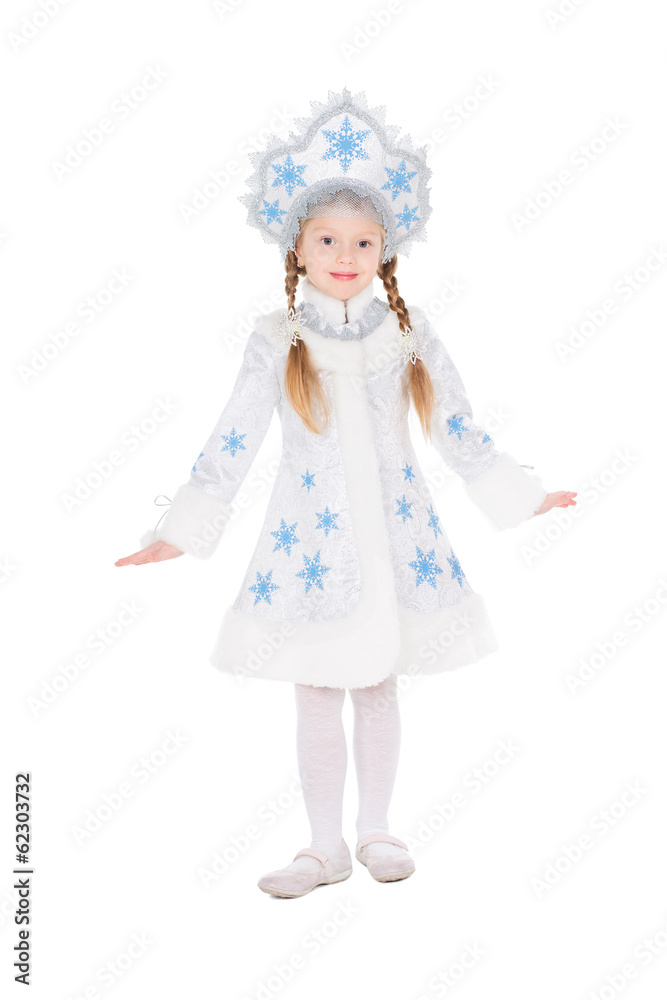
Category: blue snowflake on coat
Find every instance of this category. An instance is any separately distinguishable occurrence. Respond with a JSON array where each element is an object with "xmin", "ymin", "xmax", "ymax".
[
  {"xmin": 447, "ymin": 414, "xmax": 467, "ymax": 440},
  {"xmin": 427, "ymin": 503, "xmax": 443, "ymax": 539},
  {"xmin": 301, "ymin": 468, "xmax": 317, "ymax": 492},
  {"xmin": 315, "ymin": 506, "xmax": 339, "ymax": 537},
  {"xmin": 321, "ymin": 115, "xmax": 370, "ymax": 173},
  {"xmin": 271, "ymin": 519, "xmax": 300, "ymax": 556},
  {"xmin": 271, "ymin": 154, "xmax": 307, "ymax": 197},
  {"xmin": 395, "ymin": 495, "xmax": 413, "ymax": 523},
  {"xmin": 192, "ymin": 451, "xmax": 204, "ymax": 474},
  {"xmin": 409, "ymin": 545, "xmax": 443, "ymax": 589},
  {"xmin": 220, "ymin": 427, "xmax": 246, "ymax": 456},
  {"xmin": 402, "ymin": 462, "xmax": 415, "ymax": 483},
  {"xmin": 296, "ymin": 550, "xmax": 331, "ymax": 593},
  {"xmin": 447, "ymin": 552, "xmax": 465, "ymax": 587},
  {"xmin": 382, "ymin": 160, "xmax": 417, "ymax": 201},
  {"xmin": 248, "ymin": 570, "xmax": 280, "ymax": 606}
]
